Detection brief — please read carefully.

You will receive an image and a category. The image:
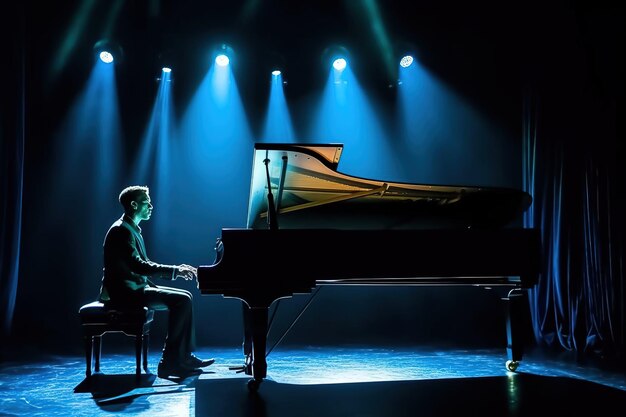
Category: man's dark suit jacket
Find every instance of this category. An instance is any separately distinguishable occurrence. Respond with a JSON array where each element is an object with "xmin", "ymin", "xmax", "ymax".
[{"xmin": 99, "ymin": 214, "xmax": 175, "ymax": 304}]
